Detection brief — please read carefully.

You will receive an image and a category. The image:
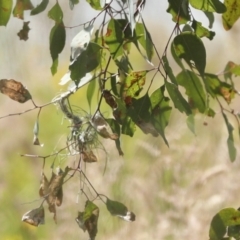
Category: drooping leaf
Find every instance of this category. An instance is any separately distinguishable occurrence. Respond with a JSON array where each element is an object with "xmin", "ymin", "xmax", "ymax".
[
  {"xmin": 135, "ymin": 22, "xmax": 154, "ymax": 63},
  {"xmin": 70, "ymin": 42, "xmax": 102, "ymax": 84},
  {"xmin": 0, "ymin": 0, "xmax": 13, "ymax": 26},
  {"xmin": 91, "ymin": 111, "xmax": 119, "ymax": 140},
  {"xmin": 13, "ymin": 0, "xmax": 33, "ymax": 19},
  {"xmin": 76, "ymin": 201, "xmax": 99, "ymax": 240},
  {"xmin": 191, "ymin": 20, "xmax": 215, "ymax": 40},
  {"xmin": 150, "ymin": 86, "xmax": 172, "ymax": 146},
  {"xmin": 106, "ymin": 198, "xmax": 135, "ymax": 221},
  {"xmin": 167, "ymin": 0, "xmax": 191, "ymax": 24},
  {"xmin": 176, "ymin": 70, "xmax": 206, "ymax": 113},
  {"xmin": 17, "ymin": 21, "xmax": 30, "ymax": 41},
  {"xmin": 104, "ymin": 19, "xmax": 124, "ymax": 59},
  {"xmin": 204, "ymin": 73, "xmax": 235, "ymax": 103},
  {"xmin": 39, "ymin": 167, "xmax": 70, "ymax": 223},
  {"xmin": 163, "ymin": 55, "xmax": 178, "ymax": 85},
  {"xmin": 173, "ymin": 32, "xmax": 206, "ymax": 75},
  {"xmin": 222, "ymin": 112, "xmax": 236, "ymax": 162},
  {"xmin": 49, "ymin": 22, "xmax": 66, "ymax": 75},
  {"xmin": 189, "ymin": 0, "xmax": 226, "ymax": 13},
  {"xmin": 222, "ymin": 0, "xmax": 240, "ymax": 30},
  {"xmin": 209, "ymin": 208, "xmax": 240, "ymax": 239},
  {"xmin": 22, "ymin": 206, "xmax": 45, "ymax": 227},
  {"xmin": 87, "ymin": 78, "xmax": 96, "ymax": 109},
  {"xmin": 165, "ymin": 81, "xmax": 192, "ymax": 115},
  {"xmin": 33, "ymin": 120, "xmax": 43, "ymax": 146},
  {"xmin": 171, "ymin": 41, "xmax": 185, "ymax": 70},
  {"xmin": 0, "ymin": 79, "xmax": 32, "ymax": 103},
  {"xmin": 186, "ymin": 114, "xmax": 195, "ymax": 135},
  {"xmin": 48, "ymin": 2, "xmax": 63, "ymax": 23},
  {"xmin": 86, "ymin": 0, "xmax": 103, "ymax": 10},
  {"xmin": 204, "ymin": 11, "xmax": 215, "ymax": 28}
]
